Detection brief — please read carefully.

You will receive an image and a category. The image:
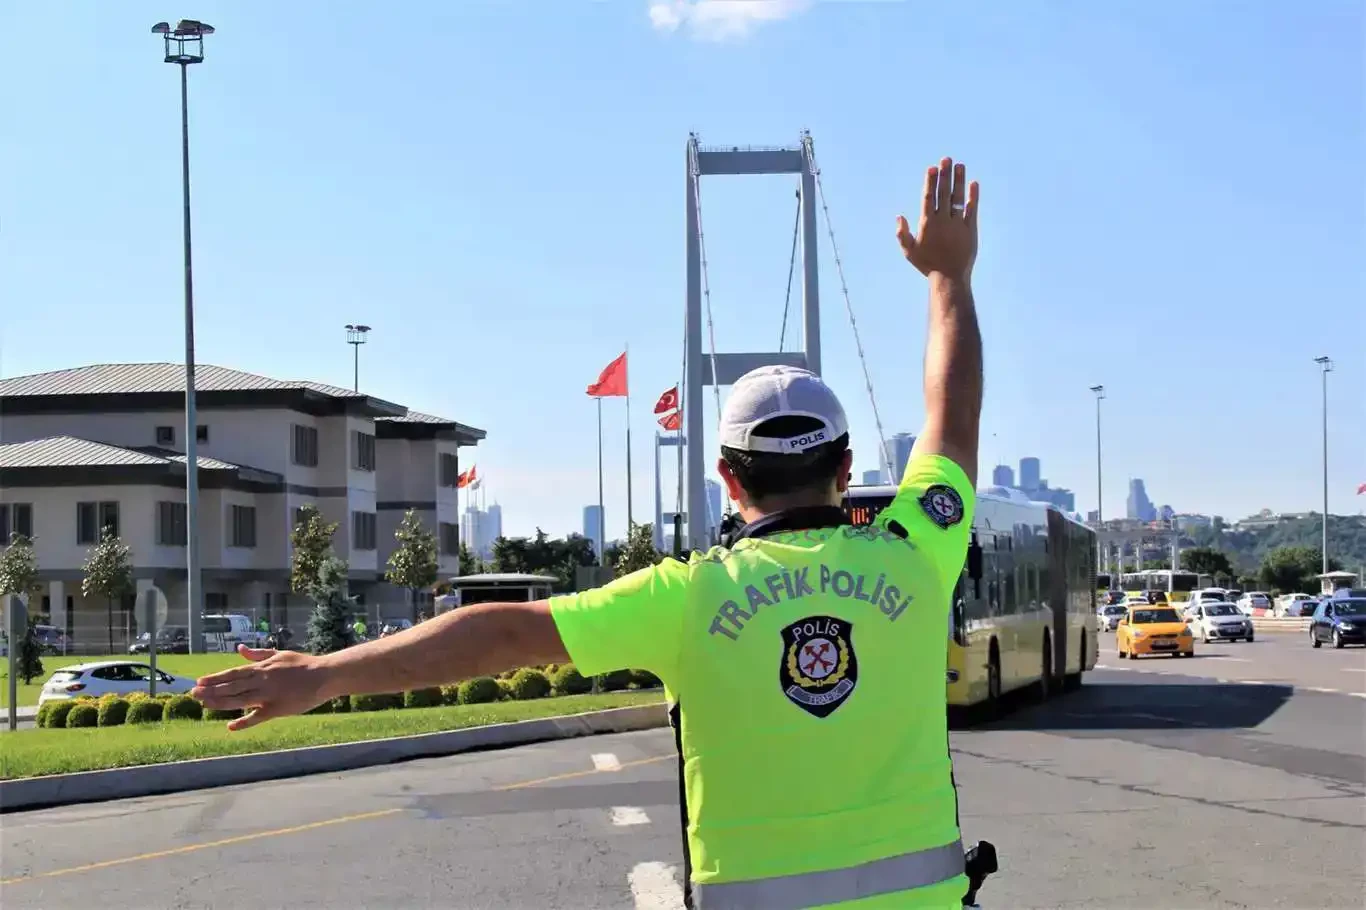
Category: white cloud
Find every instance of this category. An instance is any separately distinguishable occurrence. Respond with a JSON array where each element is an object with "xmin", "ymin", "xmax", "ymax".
[{"xmin": 648, "ymin": 0, "xmax": 811, "ymax": 41}]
